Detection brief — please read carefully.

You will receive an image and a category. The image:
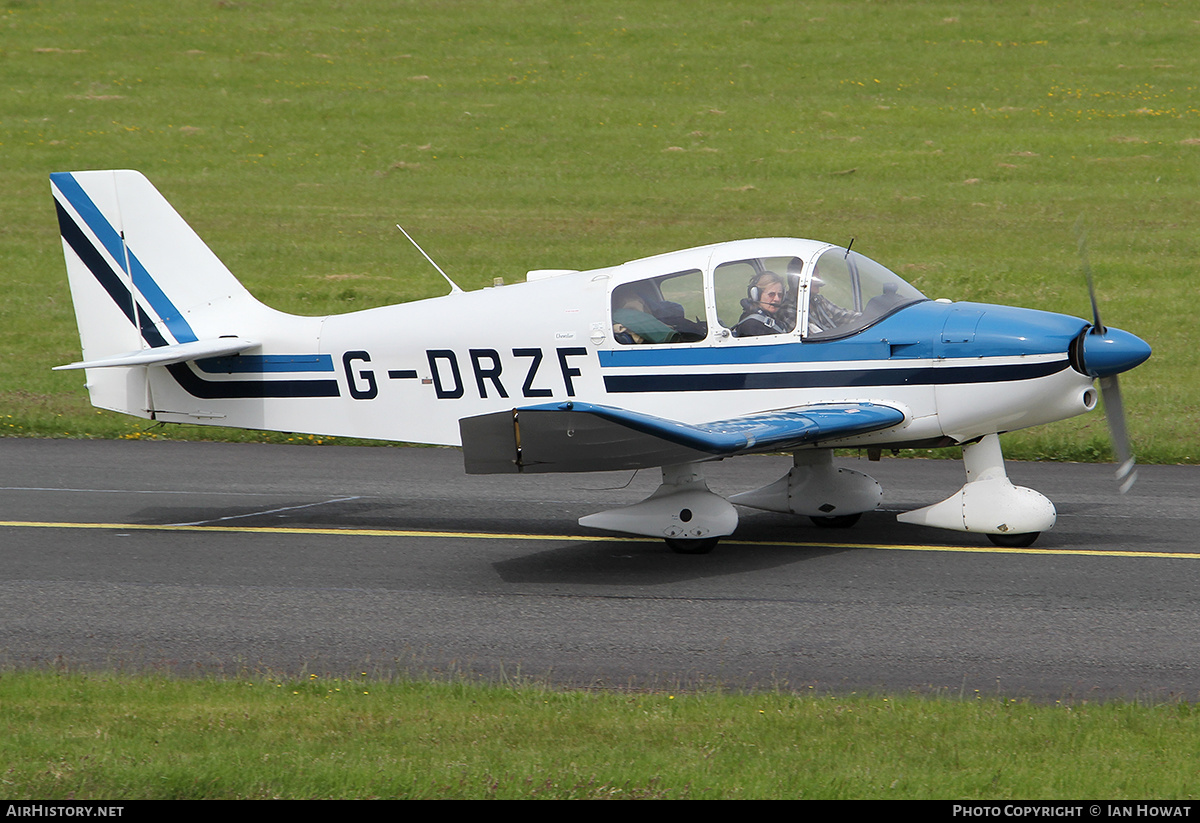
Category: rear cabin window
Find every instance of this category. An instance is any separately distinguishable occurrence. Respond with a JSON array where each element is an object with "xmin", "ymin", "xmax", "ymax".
[{"xmin": 611, "ymin": 269, "xmax": 707, "ymax": 345}]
